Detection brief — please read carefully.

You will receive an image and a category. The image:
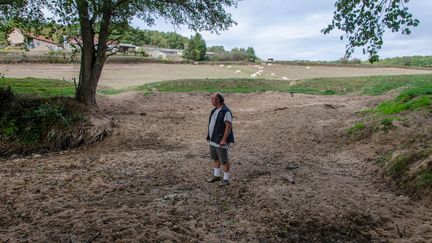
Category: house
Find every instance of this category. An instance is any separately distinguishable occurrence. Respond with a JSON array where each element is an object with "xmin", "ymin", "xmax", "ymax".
[
  {"xmin": 27, "ymin": 35, "xmax": 63, "ymax": 52},
  {"xmin": 7, "ymin": 28, "xmax": 25, "ymax": 47},
  {"xmin": 141, "ymin": 46, "xmax": 184, "ymax": 60},
  {"xmin": 65, "ymin": 36, "xmax": 119, "ymax": 51},
  {"xmin": 7, "ymin": 28, "xmax": 63, "ymax": 52},
  {"xmin": 118, "ymin": 43, "xmax": 137, "ymax": 53}
]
